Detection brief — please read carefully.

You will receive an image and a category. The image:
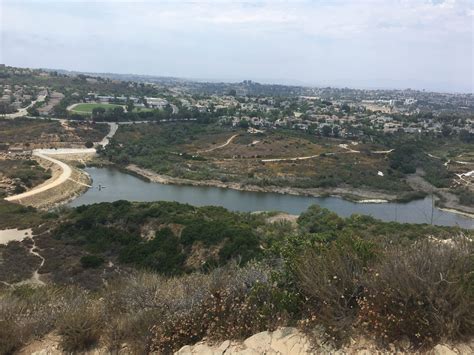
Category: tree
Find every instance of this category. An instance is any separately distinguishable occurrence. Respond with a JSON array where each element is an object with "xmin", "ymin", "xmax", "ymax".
[
  {"xmin": 92, "ymin": 107, "xmax": 106, "ymax": 119},
  {"xmin": 69, "ymin": 113, "xmax": 84, "ymax": 121},
  {"xmin": 321, "ymin": 125, "xmax": 332, "ymax": 137},
  {"xmin": 85, "ymin": 141, "xmax": 94, "ymax": 148},
  {"xmin": 459, "ymin": 129, "xmax": 473, "ymax": 143},
  {"xmin": 441, "ymin": 125, "xmax": 452, "ymax": 137},
  {"xmin": 112, "ymin": 106, "xmax": 125, "ymax": 116},
  {"xmin": 27, "ymin": 106, "xmax": 39, "ymax": 116},
  {"xmin": 333, "ymin": 126, "xmax": 340, "ymax": 138},
  {"xmin": 127, "ymin": 100, "xmax": 134, "ymax": 113},
  {"xmin": 238, "ymin": 120, "xmax": 249, "ymax": 129}
]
